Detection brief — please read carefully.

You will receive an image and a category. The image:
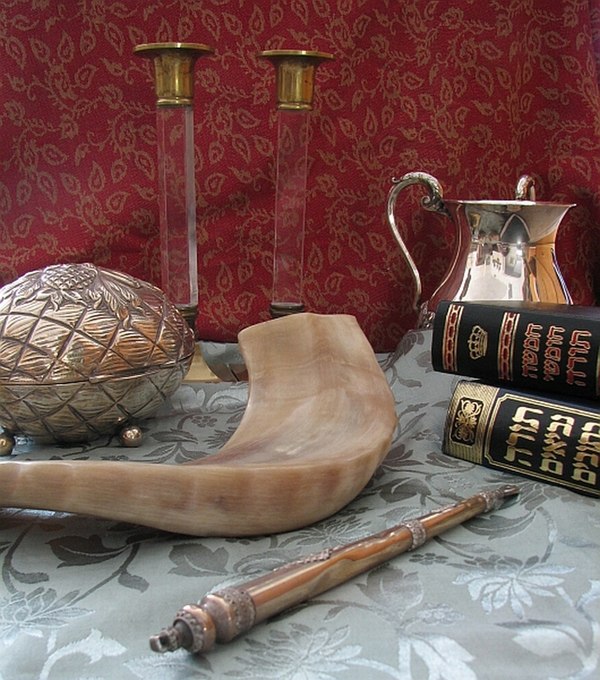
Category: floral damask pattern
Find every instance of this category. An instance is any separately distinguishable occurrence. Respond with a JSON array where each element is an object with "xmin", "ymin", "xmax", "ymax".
[{"xmin": 1, "ymin": 1, "xmax": 600, "ymax": 351}]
